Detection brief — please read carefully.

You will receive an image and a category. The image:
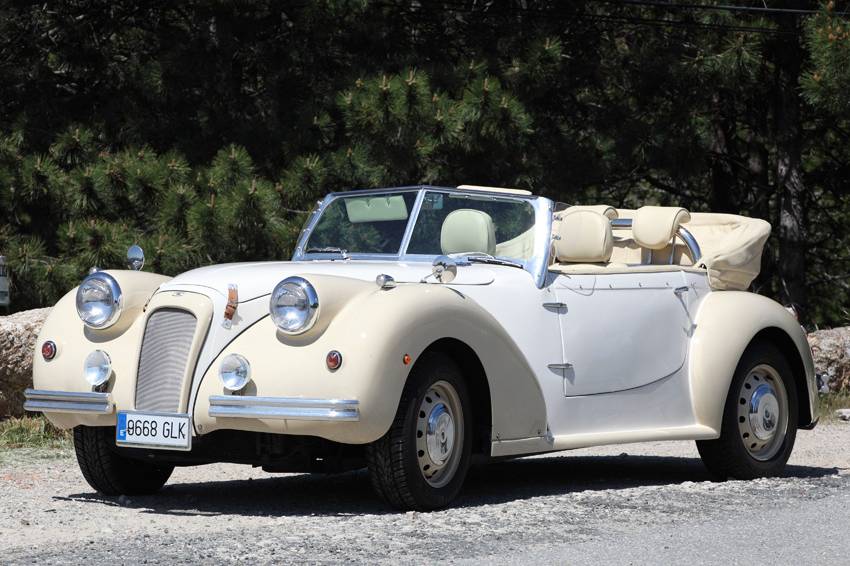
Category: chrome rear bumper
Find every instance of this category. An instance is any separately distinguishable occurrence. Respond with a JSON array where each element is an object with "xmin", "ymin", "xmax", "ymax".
[
  {"xmin": 23, "ymin": 389, "xmax": 113, "ymax": 414},
  {"xmin": 208, "ymin": 395, "xmax": 360, "ymax": 422}
]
